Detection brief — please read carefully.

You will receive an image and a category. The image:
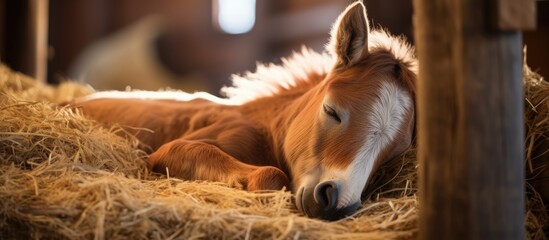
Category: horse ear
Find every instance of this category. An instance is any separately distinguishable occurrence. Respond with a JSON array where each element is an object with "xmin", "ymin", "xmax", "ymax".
[{"xmin": 329, "ymin": 2, "xmax": 370, "ymax": 69}]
